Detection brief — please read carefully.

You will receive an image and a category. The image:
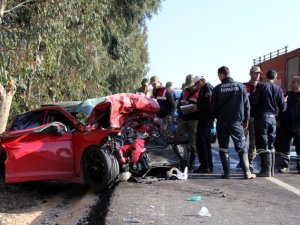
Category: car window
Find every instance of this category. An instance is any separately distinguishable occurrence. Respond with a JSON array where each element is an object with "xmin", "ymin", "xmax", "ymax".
[
  {"xmin": 9, "ymin": 111, "xmax": 44, "ymax": 131},
  {"xmin": 46, "ymin": 110, "xmax": 75, "ymax": 132}
]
